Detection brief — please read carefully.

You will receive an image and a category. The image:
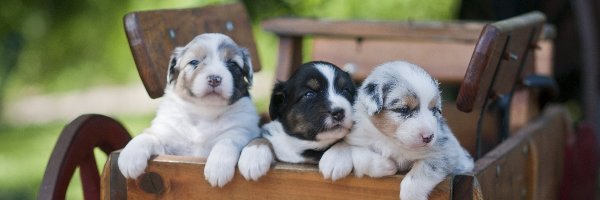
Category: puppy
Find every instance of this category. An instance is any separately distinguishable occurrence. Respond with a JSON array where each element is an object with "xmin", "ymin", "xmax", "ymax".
[
  {"xmin": 118, "ymin": 33, "xmax": 260, "ymax": 187},
  {"xmin": 237, "ymin": 61, "xmax": 357, "ymax": 181},
  {"xmin": 319, "ymin": 61, "xmax": 474, "ymax": 200}
]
